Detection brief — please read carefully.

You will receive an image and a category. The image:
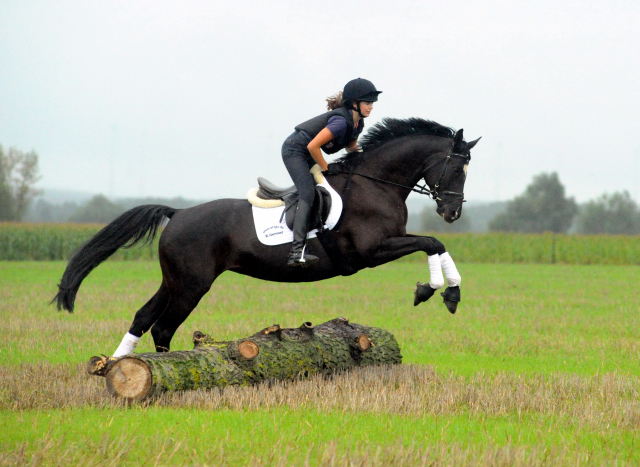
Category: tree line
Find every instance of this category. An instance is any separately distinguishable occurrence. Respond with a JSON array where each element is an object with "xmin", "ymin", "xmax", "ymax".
[
  {"xmin": 25, "ymin": 194, "xmax": 203, "ymax": 223},
  {"xmin": 420, "ymin": 172, "xmax": 640, "ymax": 235},
  {"xmin": 0, "ymin": 145, "xmax": 203, "ymax": 223}
]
